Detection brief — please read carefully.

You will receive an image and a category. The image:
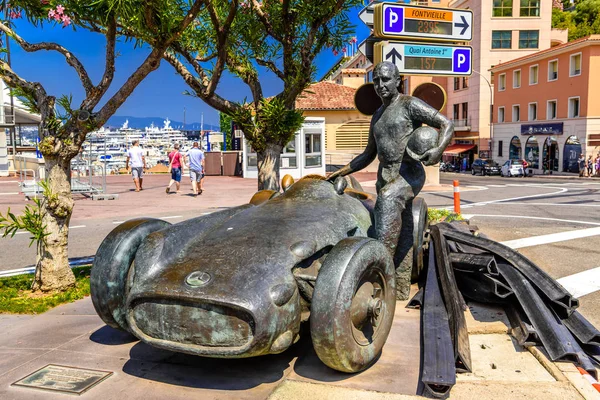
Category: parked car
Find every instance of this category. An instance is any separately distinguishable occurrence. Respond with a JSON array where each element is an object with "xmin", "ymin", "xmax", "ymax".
[
  {"xmin": 440, "ymin": 161, "xmax": 459, "ymax": 172},
  {"xmin": 471, "ymin": 159, "xmax": 501, "ymax": 176},
  {"xmin": 501, "ymin": 159, "xmax": 525, "ymax": 177},
  {"xmin": 90, "ymin": 176, "xmax": 429, "ymax": 373}
]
